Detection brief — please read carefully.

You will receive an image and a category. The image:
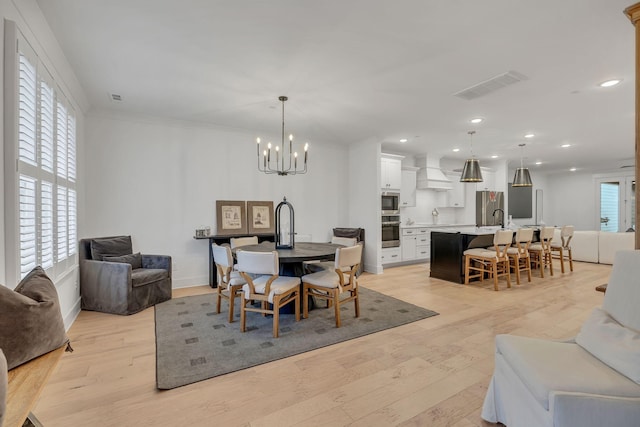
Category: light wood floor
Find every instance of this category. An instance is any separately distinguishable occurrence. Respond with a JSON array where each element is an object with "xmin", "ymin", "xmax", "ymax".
[{"xmin": 34, "ymin": 261, "xmax": 609, "ymax": 426}]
